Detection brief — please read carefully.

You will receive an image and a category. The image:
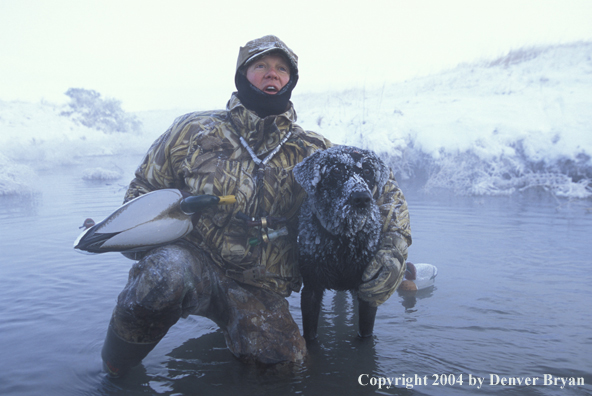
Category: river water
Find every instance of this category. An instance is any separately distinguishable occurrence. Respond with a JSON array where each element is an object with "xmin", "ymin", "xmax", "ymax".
[{"xmin": 0, "ymin": 157, "xmax": 590, "ymax": 396}]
